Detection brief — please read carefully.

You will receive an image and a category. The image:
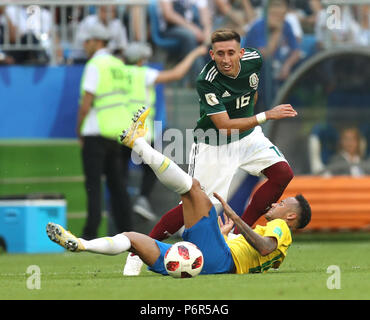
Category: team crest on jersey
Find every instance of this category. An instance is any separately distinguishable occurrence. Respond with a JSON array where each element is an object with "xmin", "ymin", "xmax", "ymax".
[
  {"xmin": 249, "ymin": 73, "xmax": 259, "ymax": 90},
  {"xmin": 205, "ymin": 93, "xmax": 219, "ymax": 106}
]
